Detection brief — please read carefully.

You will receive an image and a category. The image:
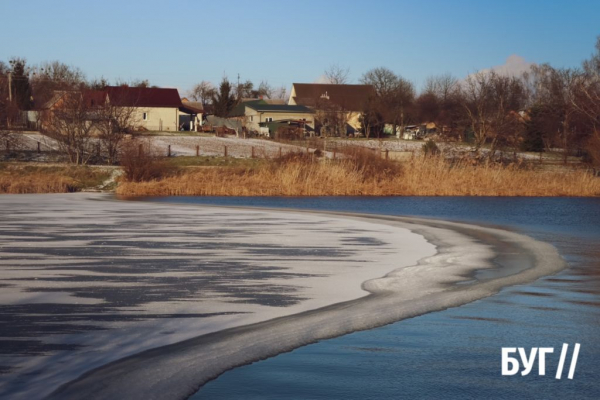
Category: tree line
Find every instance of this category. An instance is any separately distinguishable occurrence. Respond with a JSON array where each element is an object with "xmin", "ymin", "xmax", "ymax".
[
  {"xmin": 357, "ymin": 37, "xmax": 599, "ymax": 164},
  {"xmin": 2, "ymin": 37, "xmax": 599, "ymax": 165}
]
